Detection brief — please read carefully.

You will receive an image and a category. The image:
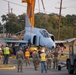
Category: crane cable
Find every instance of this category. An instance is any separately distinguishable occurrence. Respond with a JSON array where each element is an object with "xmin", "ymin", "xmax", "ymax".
[
  {"xmin": 38, "ymin": 0, "xmax": 40, "ymax": 13},
  {"xmin": 41, "ymin": 0, "xmax": 45, "ymax": 13},
  {"xmin": 41, "ymin": 0, "xmax": 48, "ymax": 21}
]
